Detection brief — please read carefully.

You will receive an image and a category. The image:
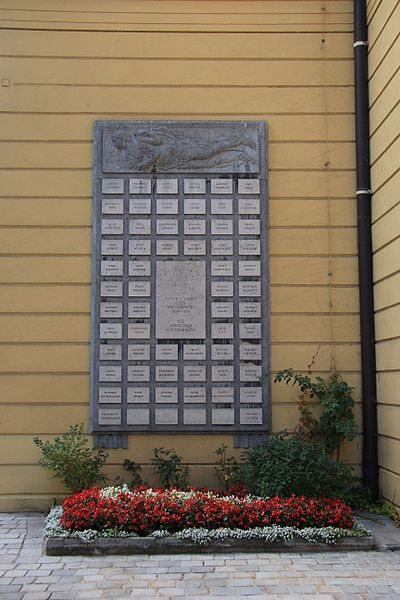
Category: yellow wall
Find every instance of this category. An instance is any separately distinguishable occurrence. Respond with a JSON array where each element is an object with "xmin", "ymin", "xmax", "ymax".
[
  {"xmin": 368, "ymin": 0, "xmax": 400, "ymax": 508},
  {"xmin": 0, "ymin": 0, "xmax": 361, "ymax": 511}
]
